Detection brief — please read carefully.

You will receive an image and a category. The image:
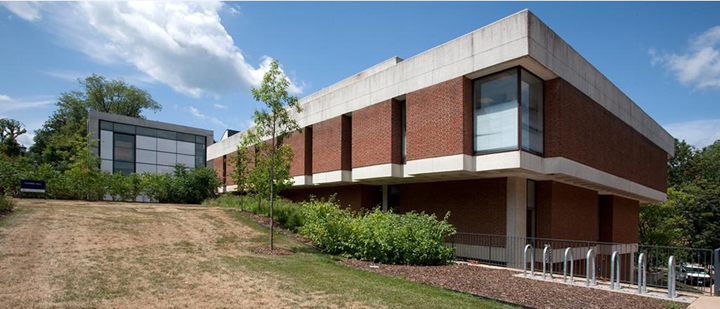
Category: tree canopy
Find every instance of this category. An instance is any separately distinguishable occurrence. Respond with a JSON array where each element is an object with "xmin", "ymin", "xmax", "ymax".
[
  {"xmin": 30, "ymin": 74, "xmax": 161, "ymax": 168},
  {"xmin": 640, "ymin": 139, "xmax": 720, "ymax": 249}
]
